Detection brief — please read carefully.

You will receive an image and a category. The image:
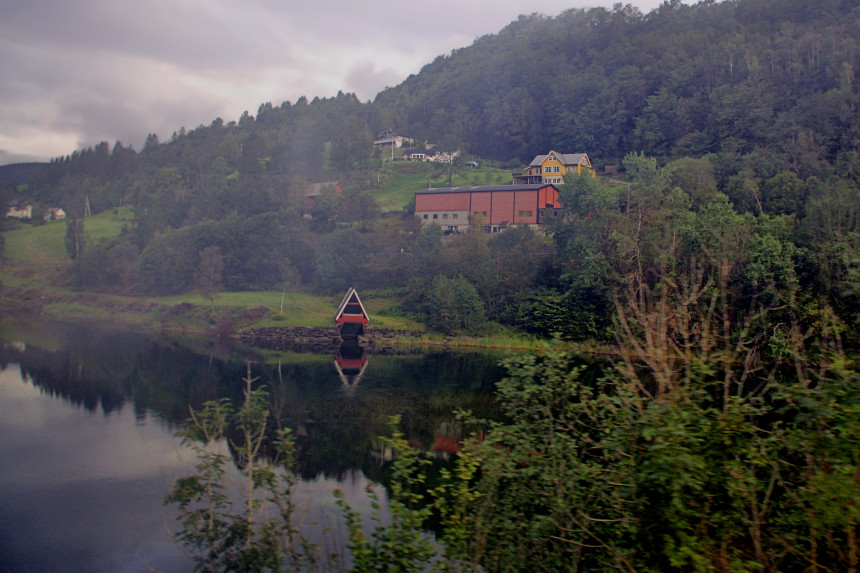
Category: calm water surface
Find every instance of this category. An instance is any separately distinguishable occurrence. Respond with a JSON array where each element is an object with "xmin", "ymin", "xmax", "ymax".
[{"xmin": 0, "ymin": 323, "xmax": 505, "ymax": 572}]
